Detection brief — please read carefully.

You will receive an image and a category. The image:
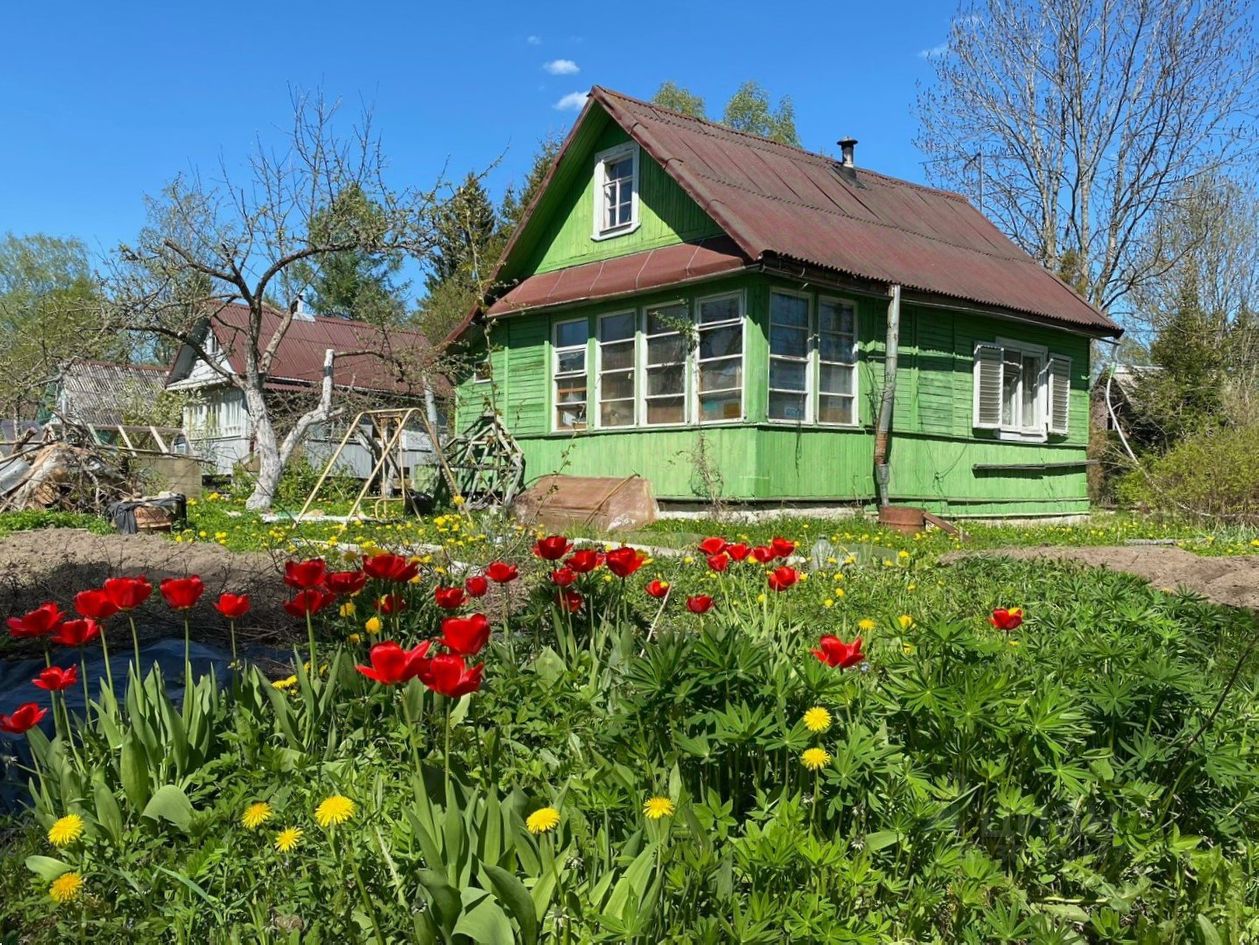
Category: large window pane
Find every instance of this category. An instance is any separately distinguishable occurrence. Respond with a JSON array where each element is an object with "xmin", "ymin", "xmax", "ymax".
[
  {"xmin": 646, "ymin": 397, "xmax": 685, "ymax": 425},
  {"xmin": 769, "ymin": 392, "xmax": 807, "ymax": 422},
  {"xmin": 770, "ymin": 360, "xmax": 806, "ymax": 392},
  {"xmin": 695, "ymin": 294, "xmax": 742, "ymax": 422},
  {"xmin": 699, "ymin": 391, "xmax": 741, "ymax": 422},
  {"xmin": 698, "ymin": 295, "xmax": 740, "ymax": 324},
  {"xmin": 601, "ymin": 372, "xmax": 634, "ymax": 401},
  {"xmin": 819, "ymin": 396, "xmax": 854, "ymax": 425},
  {"xmin": 699, "ymin": 324, "xmax": 741, "ymax": 360},
  {"xmin": 770, "ymin": 325, "xmax": 808, "ymax": 358},
  {"xmin": 819, "ymin": 363, "xmax": 854, "ymax": 396},
  {"xmin": 770, "ymin": 292, "xmax": 808, "ymax": 327},
  {"xmin": 699, "ymin": 358, "xmax": 741, "ymax": 392},
  {"xmin": 556, "ymin": 321, "xmax": 587, "ymax": 348}
]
